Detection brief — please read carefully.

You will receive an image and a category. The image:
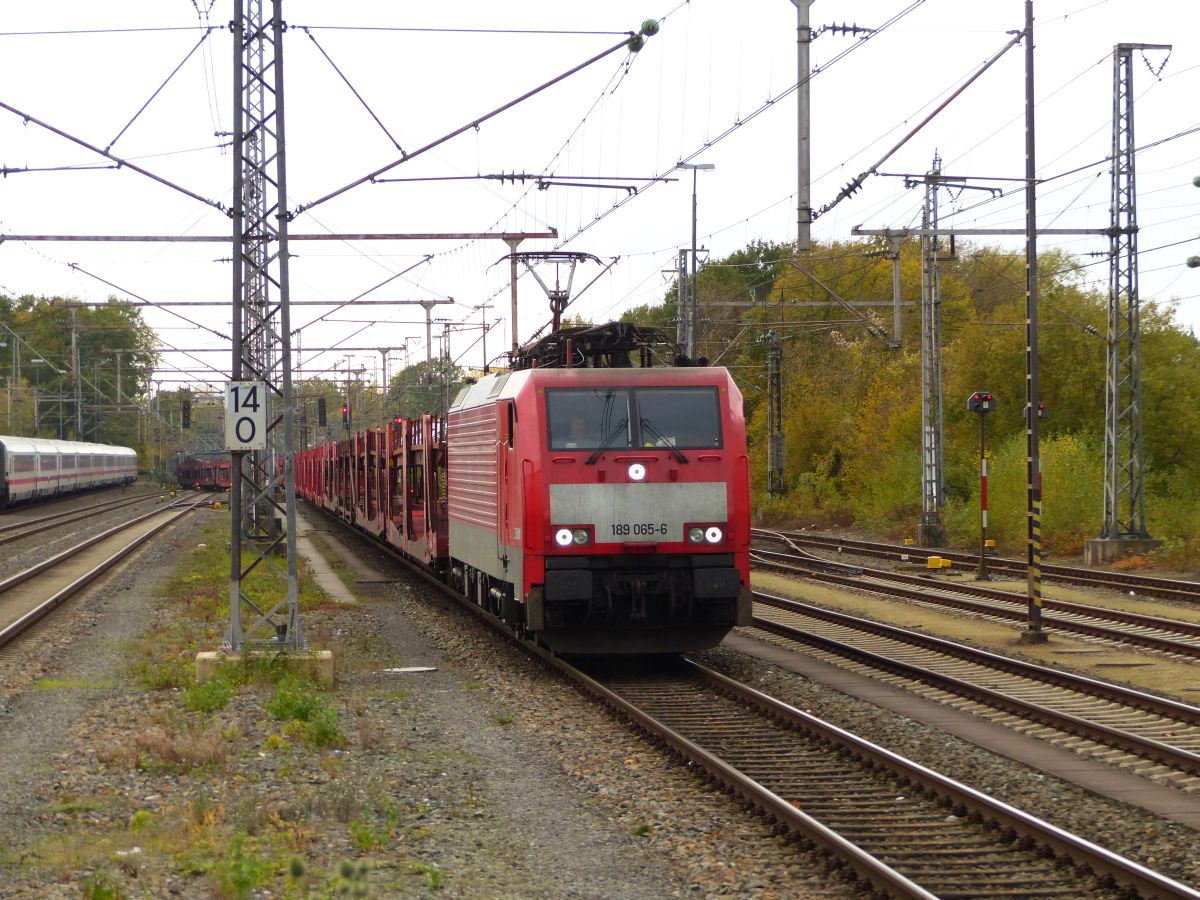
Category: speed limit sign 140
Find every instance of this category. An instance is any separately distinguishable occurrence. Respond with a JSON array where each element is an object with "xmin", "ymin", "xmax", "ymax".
[{"xmin": 225, "ymin": 381, "xmax": 268, "ymax": 450}]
